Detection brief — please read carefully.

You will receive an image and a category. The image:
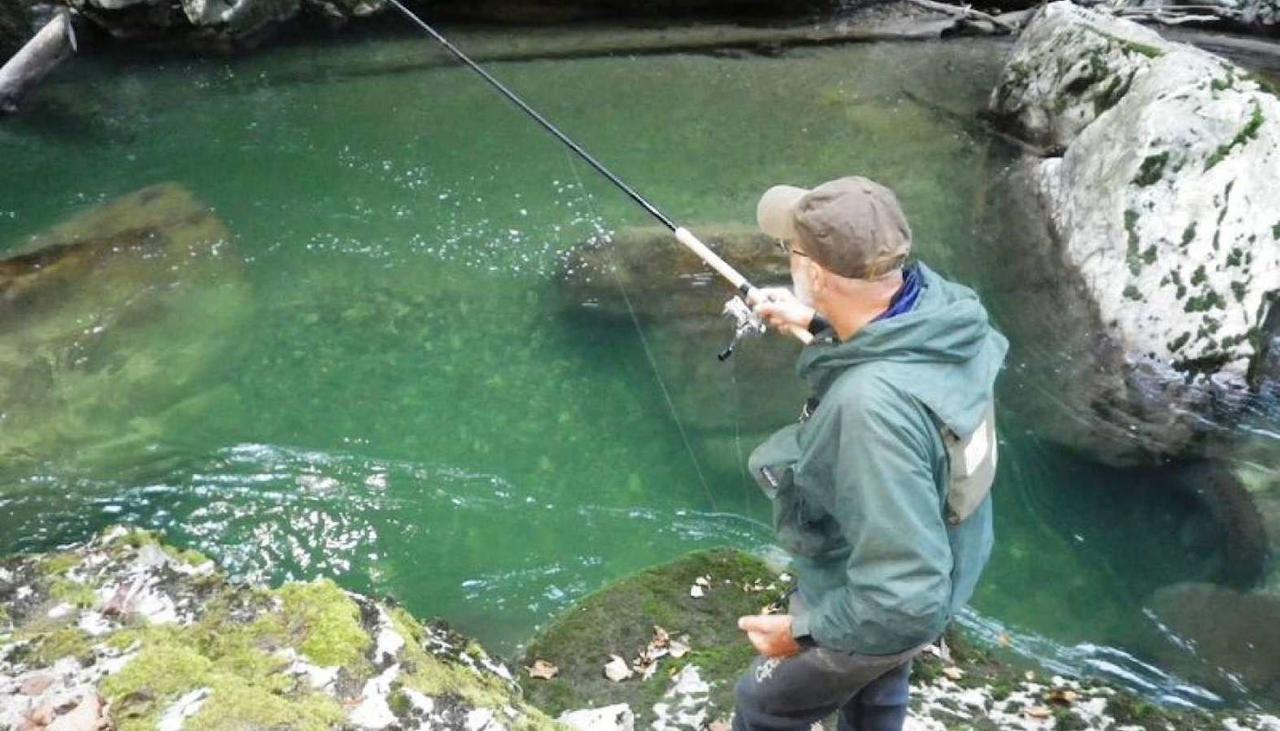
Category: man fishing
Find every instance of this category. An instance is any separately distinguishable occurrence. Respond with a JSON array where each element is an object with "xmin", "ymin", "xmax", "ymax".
[{"xmin": 731, "ymin": 176, "xmax": 1007, "ymax": 731}]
